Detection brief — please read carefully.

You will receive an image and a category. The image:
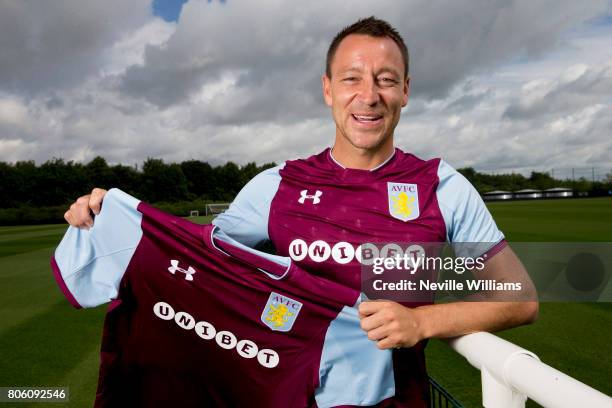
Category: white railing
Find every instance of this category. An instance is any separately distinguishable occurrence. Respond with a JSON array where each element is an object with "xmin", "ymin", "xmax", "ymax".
[{"xmin": 446, "ymin": 332, "xmax": 612, "ymax": 408}]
